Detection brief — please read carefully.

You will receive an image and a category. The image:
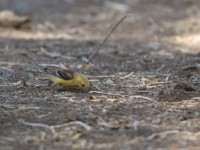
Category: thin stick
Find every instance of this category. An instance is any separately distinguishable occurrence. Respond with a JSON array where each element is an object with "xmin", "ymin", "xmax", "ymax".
[
  {"xmin": 87, "ymin": 15, "xmax": 128, "ymax": 63},
  {"xmin": 21, "ymin": 120, "xmax": 92, "ymax": 133},
  {"xmin": 89, "ymin": 90, "xmax": 123, "ymax": 96},
  {"xmin": 146, "ymin": 130, "xmax": 179, "ymax": 140},
  {"xmin": 131, "ymin": 95, "xmax": 158, "ymax": 103},
  {"xmin": 119, "ymin": 72, "xmax": 135, "ymax": 80},
  {"xmin": 0, "ymin": 136, "xmax": 16, "ymax": 142},
  {"xmin": 0, "ymin": 80, "xmax": 22, "ymax": 87},
  {"xmin": 87, "ymin": 75, "xmax": 116, "ymax": 79},
  {"xmin": 53, "ymin": 121, "xmax": 92, "ymax": 131}
]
